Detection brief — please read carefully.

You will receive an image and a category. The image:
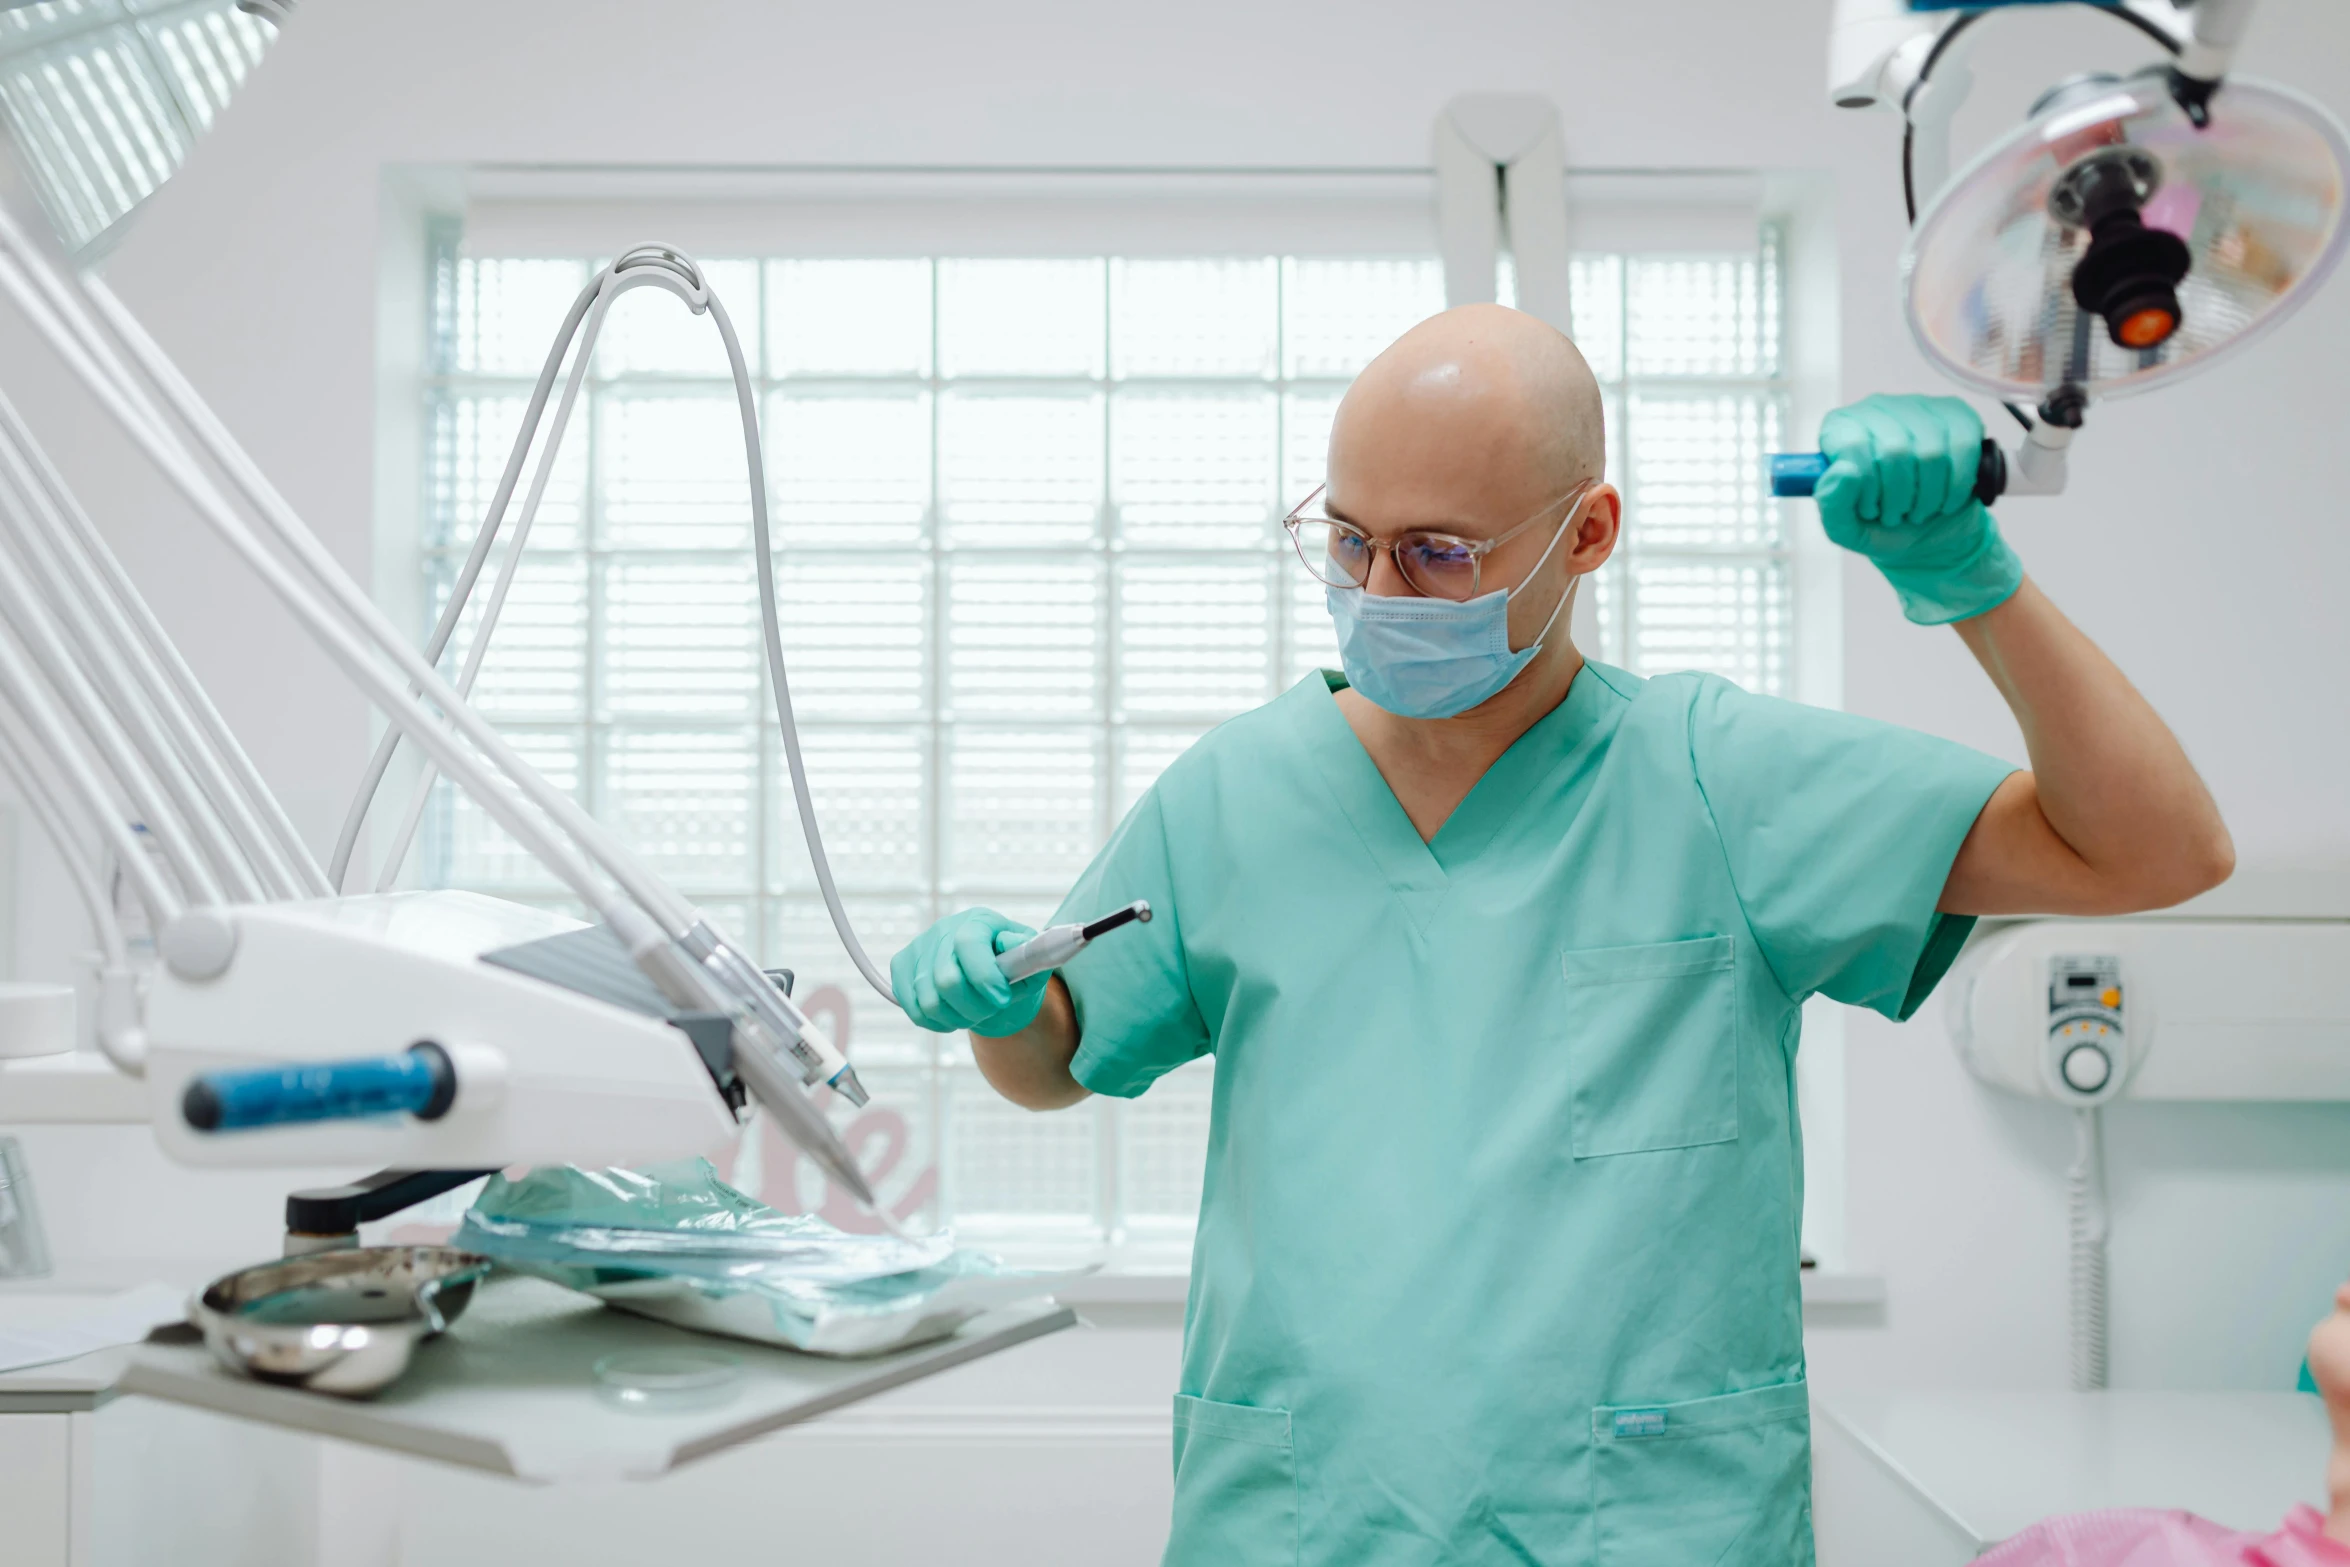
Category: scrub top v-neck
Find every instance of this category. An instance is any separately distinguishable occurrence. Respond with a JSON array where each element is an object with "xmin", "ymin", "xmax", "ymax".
[{"xmin": 1053, "ymin": 663, "xmax": 2013, "ymax": 1567}]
